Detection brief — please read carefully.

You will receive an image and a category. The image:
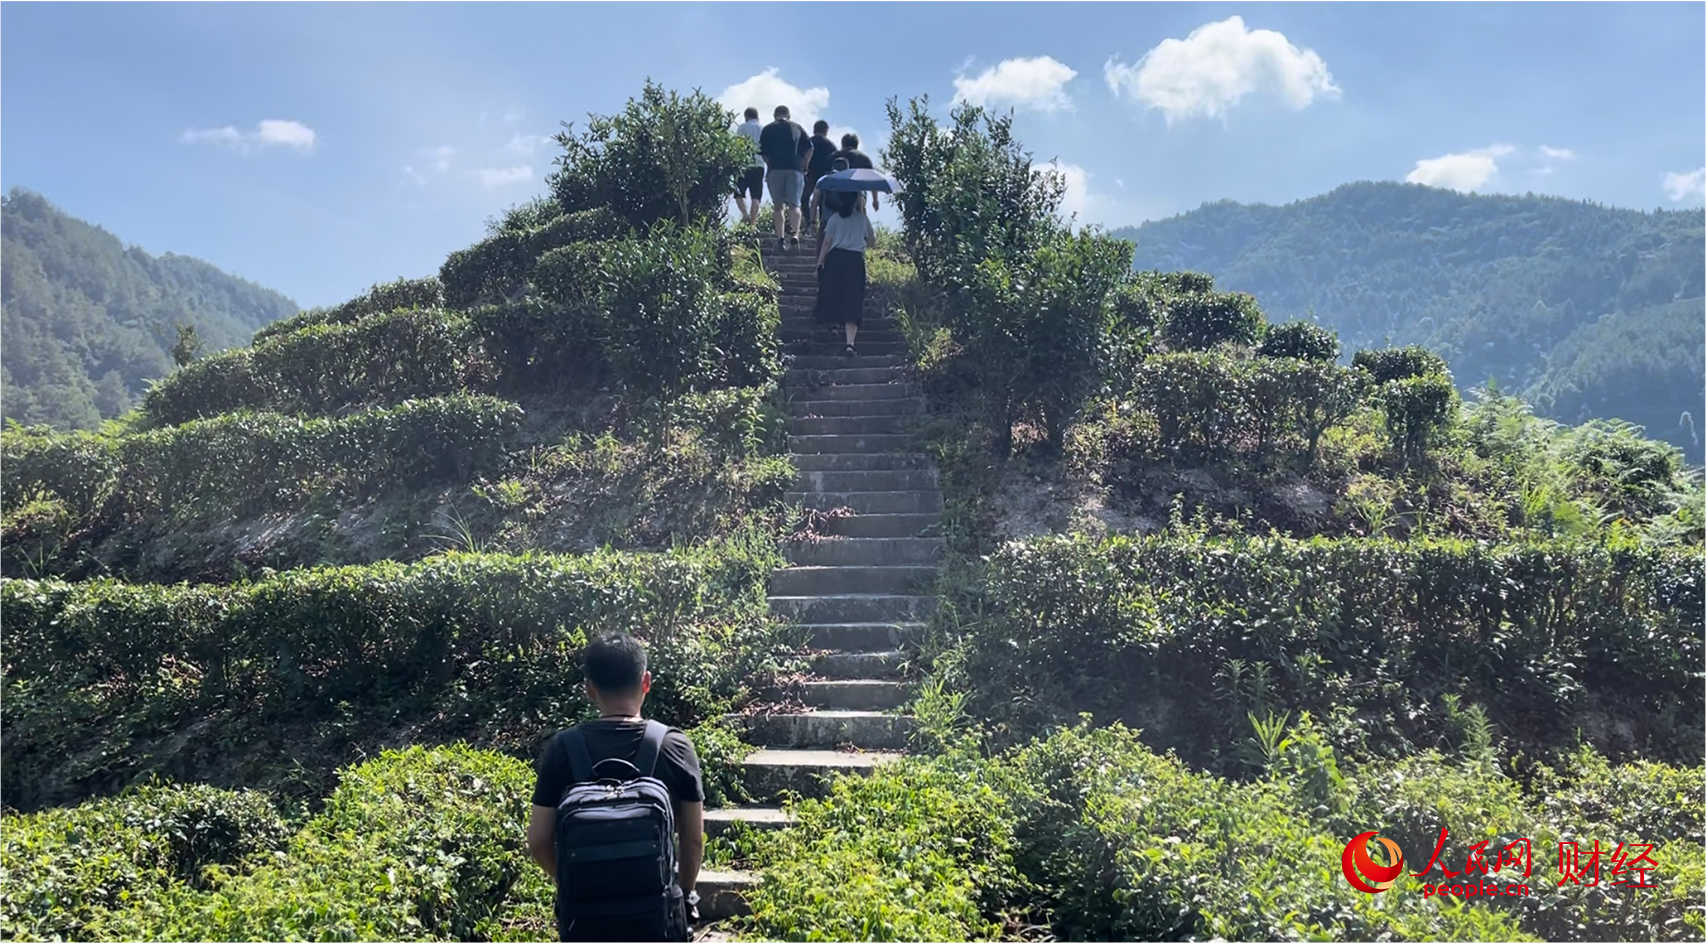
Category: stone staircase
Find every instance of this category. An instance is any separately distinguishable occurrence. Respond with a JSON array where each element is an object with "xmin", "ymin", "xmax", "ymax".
[{"xmin": 694, "ymin": 233, "xmax": 940, "ymax": 923}]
